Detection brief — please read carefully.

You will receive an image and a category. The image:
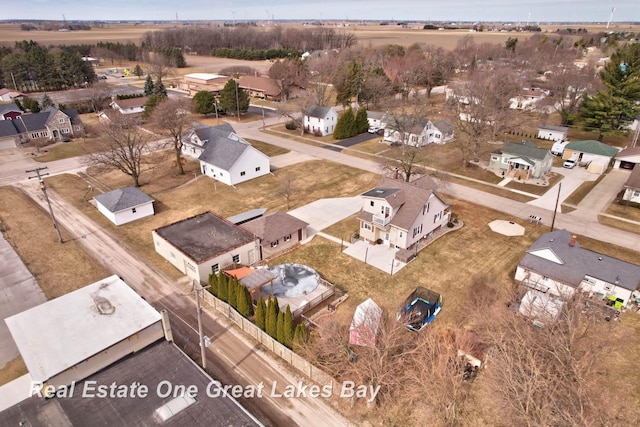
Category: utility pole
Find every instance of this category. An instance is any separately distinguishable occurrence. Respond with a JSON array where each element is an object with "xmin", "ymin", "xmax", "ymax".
[
  {"xmin": 26, "ymin": 166, "xmax": 63, "ymax": 243},
  {"xmin": 550, "ymin": 182, "xmax": 561, "ymax": 232},
  {"xmin": 192, "ymin": 279, "xmax": 210, "ymax": 369}
]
